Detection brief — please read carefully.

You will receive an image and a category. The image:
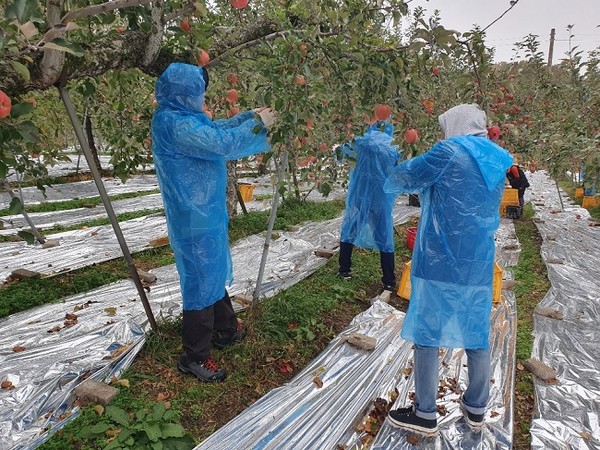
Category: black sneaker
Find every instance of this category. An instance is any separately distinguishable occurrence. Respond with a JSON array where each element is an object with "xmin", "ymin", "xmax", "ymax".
[
  {"xmin": 383, "ymin": 283, "xmax": 396, "ymax": 292},
  {"xmin": 461, "ymin": 402, "xmax": 484, "ymax": 430},
  {"xmin": 214, "ymin": 319, "xmax": 247, "ymax": 350},
  {"xmin": 388, "ymin": 406, "xmax": 438, "ymax": 436},
  {"xmin": 336, "ymin": 271, "xmax": 352, "ymax": 280},
  {"xmin": 178, "ymin": 357, "xmax": 226, "ymax": 382}
]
